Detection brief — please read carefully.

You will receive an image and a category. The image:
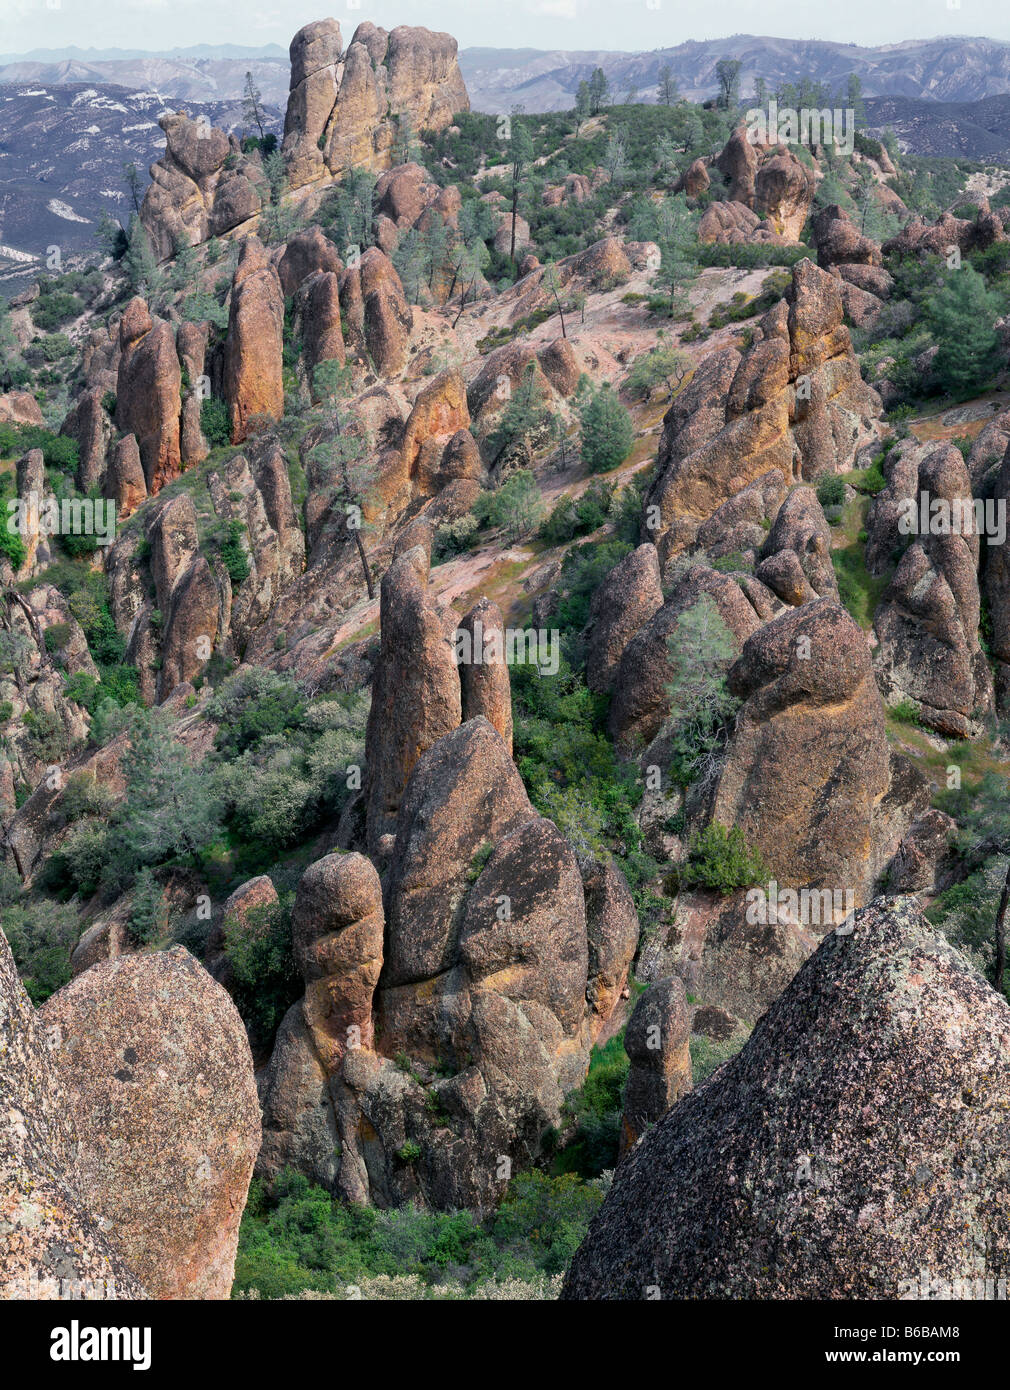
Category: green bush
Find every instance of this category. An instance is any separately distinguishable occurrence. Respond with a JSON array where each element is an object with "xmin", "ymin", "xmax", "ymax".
[
  {"xmin": 538, "ymin": 480, "xmax": 613, "ymax": 544},
  {"xmin": 679, "ymin": 823, "xmax": 766, "ymax": 894},
  {"xmin": 209, "ymin": 667, "xmax": 307, "ymax": 757},
  {"xmin": 201, "ymin": 397, "xmax": 232, "ymax": 447},
  {"xmin": 4, "ymin": 897, "xmax": 80, "ymax": 1004},
  {"xmin": 31, "ymin": 291, "xmax": 84, "ymax": 331},
  {"xmin": 219, "ymin": 519, "xmax": 250, "ymax": 586},
  {"xmin": 224, "ymin": 891, "xmax": 301, "ymax": 1047},
  {"xmin": 554, "ymin": 1033, "xmax": 629, "ymax": 1178},
  {"xmin": 0, "ymin": 526, "xmax": 26, "ymax": 571},
  {"xmin": 816, "ymin": 475, "xmax": 847, "ymax": 509}
]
